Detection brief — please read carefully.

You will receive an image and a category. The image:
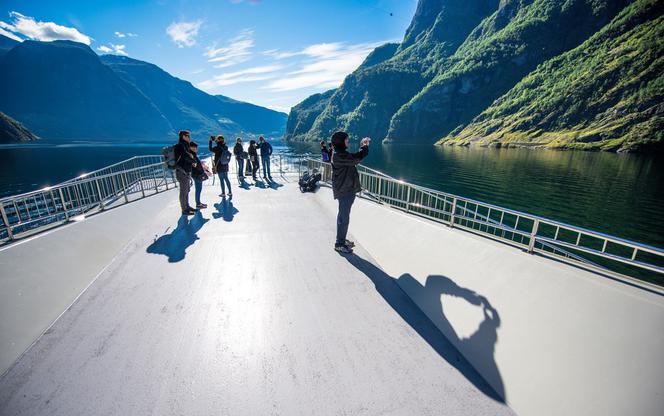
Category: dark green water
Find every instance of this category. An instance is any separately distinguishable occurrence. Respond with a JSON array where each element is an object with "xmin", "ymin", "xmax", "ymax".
[
  {"xmin": 287, "ymin": 142, "xmax": 664, "ymax": 250},
  {"xmin": 1, "ymin": 142, "xmax": 663, "ymax": 250}
]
